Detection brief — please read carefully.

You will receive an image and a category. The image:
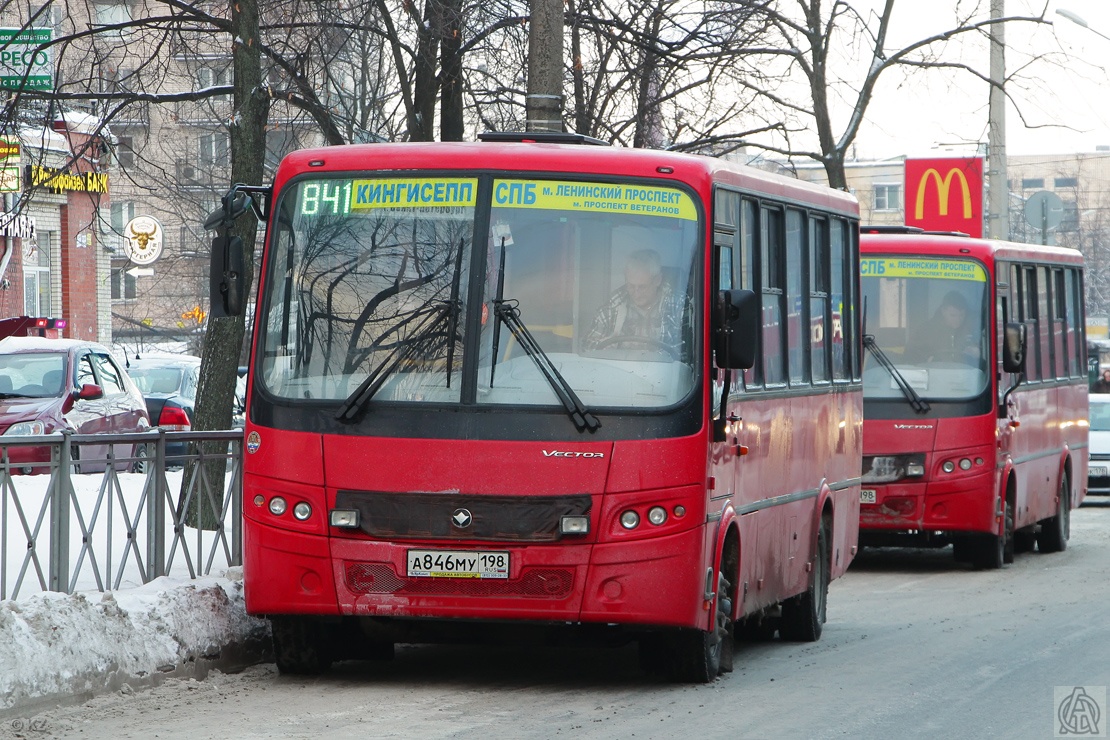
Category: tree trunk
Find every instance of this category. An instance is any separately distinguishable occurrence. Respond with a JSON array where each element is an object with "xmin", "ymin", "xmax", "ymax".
[
  {"xmin": 412, "ymin": 0, "xmax": 441, "ymax": 141},
  {"xmin": 186, "ymin": 0, "xmax": 269, "ymax": 530},
  {"xmin": 439, "ymin": 0, "xmax": 464, "ymax": 141}
]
